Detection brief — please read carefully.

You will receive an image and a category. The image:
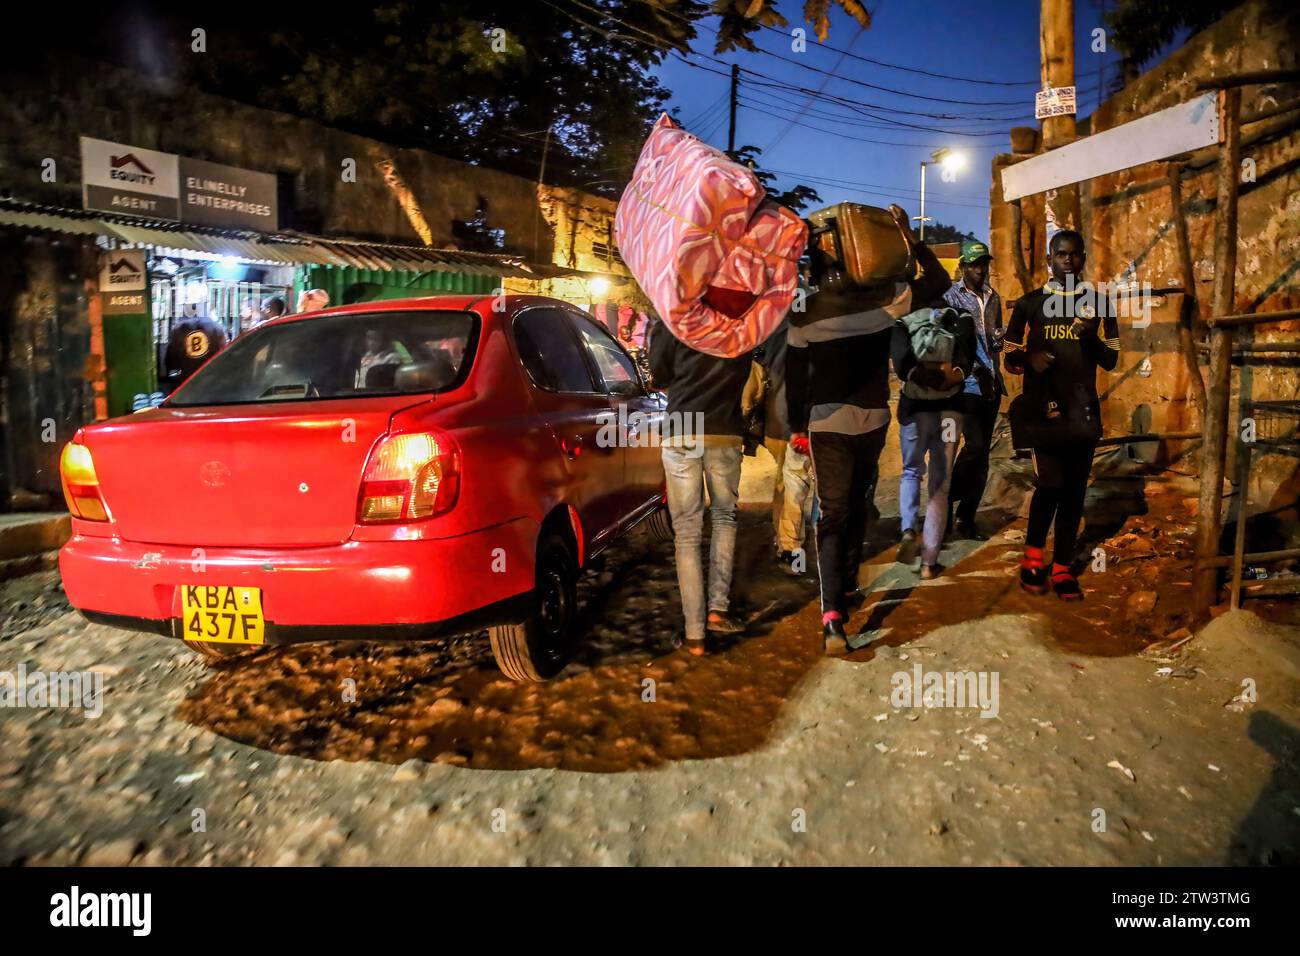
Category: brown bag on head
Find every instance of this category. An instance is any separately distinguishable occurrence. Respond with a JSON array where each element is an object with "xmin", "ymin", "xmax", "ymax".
[{"xmin": 807, "ymin": 203, "xmax": 914, "ymax": 288}]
